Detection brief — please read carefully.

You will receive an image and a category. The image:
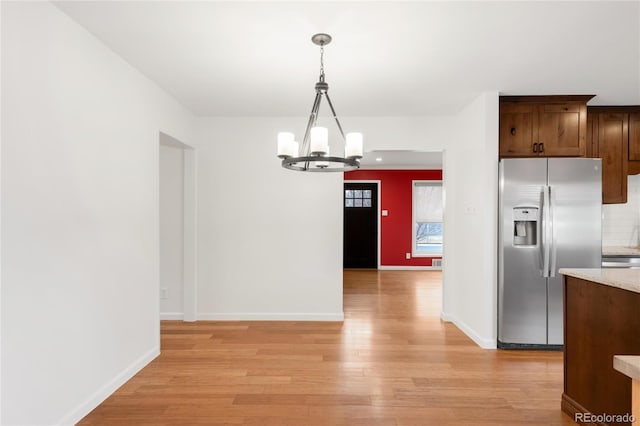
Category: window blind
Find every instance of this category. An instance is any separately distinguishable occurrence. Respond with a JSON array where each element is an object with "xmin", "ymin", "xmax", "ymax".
[{"xmin": 414, "ymin": 183, "xmax": 443, "ymax": 223}]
